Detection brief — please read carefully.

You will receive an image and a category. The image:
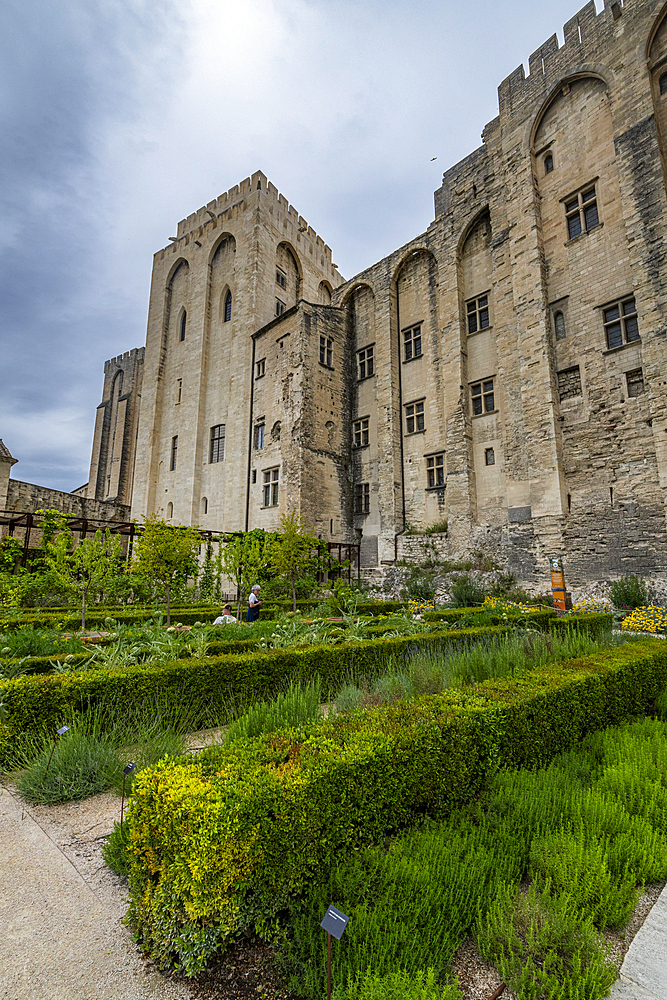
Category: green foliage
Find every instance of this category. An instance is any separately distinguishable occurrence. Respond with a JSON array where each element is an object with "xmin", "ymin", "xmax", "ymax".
[
  {"xmin": 476, "ymin": 882, "xmax": 617, "ymax": 1000},
  {"xmin": 45, "ymin": 527, "xmax": 122, "ymax": 629},
  {"xmin": 333, "ymin": 969, "xmax": 459, "ymax": 1000},
  {"xmin": 0, "ymin": 538, "xmax": 22, "ymax": 573},
  {"xmin": 133, "ymin": 514, "xmax": 202, "ymax": 623},
  {"xmin": 102, "ymin": 820, "xmax": 133, "ymax": 877},
  {"xmin": 284, "ymin": 818, "xmax": 520, "ymax": 998},
  {"xmin": 14, "ymin": 721, "xmax": 120, "ymax": 803},
  {"xmin": 450, "ymin": 575, "xmax": 487, "ymax": 607},
  {"xmin": 0, "ymin": 626, "xmax": 87, "ymax": 659},
  {"xmin": 225, "ymin": 680, "xmax": 323, "ymax": 744},
  {"xmin": 656, "ymin": 685, "xmax": 667, "ymax": 720},
  {"xmin": 122, "ymin": 640, "xmax": 667, "ymax": 974},
  {"xmin": 268, "ymin": 509, "xmax": 322, "ymax": 612},
  {"xmin": 217, "ymin": 529, "xmax": 267, "ymax": 618},
  {"xmin": 610, "ymin": 574, "xmax": 649, "ymax": 610}
]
